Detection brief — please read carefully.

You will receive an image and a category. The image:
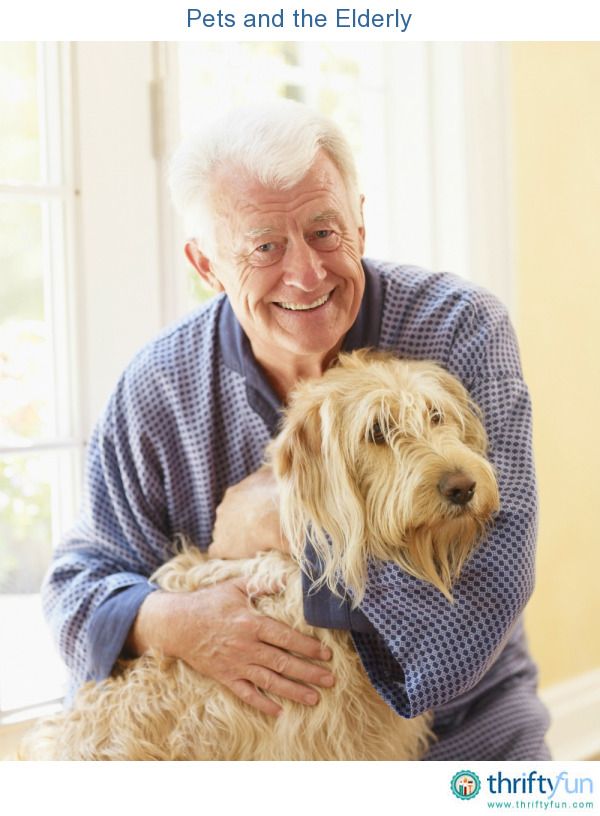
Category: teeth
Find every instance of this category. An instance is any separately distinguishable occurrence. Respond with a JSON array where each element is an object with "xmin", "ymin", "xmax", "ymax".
[{"xmin": 277, "ymin": 292, "xmax": 330, "ymax": 311}]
